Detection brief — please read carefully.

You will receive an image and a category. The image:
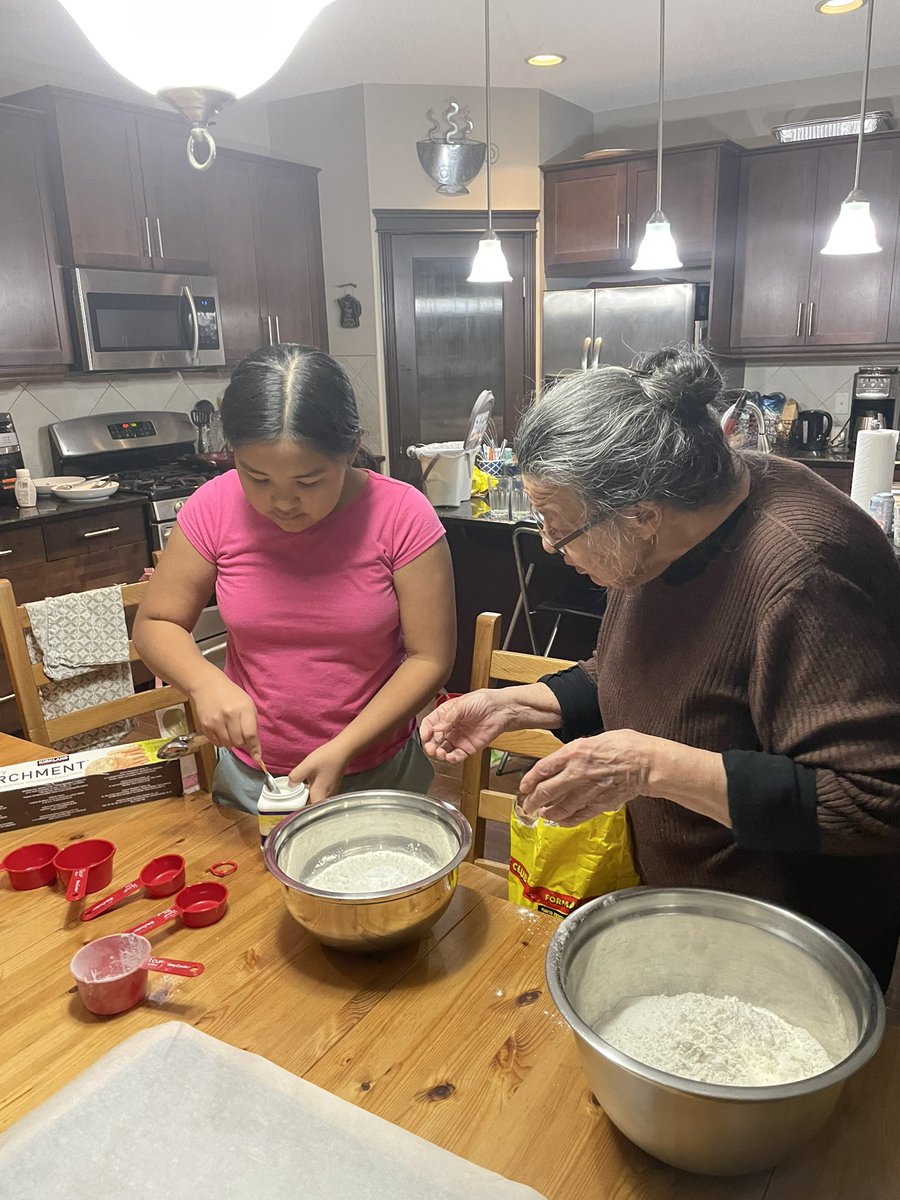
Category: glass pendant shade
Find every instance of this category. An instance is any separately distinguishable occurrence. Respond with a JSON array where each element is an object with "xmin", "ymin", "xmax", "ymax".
[
  {"xmin": 821, "ymin": 191, "xmax": 881, "ymax": 254},
  {"xmin": 631, "ymin": 210, "xmax": 683, "ymax": 270},
  {"xmin": 467, "ymin": 232, "xmax": 512, "ymax": 283},
  {"xmin": 57, "ymin": 0, "xmax": 334, "ymax": 99}
]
